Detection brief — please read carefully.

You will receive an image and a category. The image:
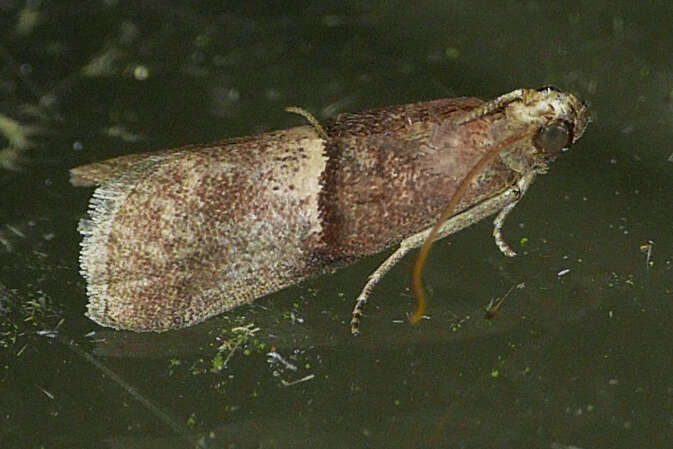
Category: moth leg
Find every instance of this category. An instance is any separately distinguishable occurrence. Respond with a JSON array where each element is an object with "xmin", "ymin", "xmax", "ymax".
[
  {"xmin": 351, "ymin": 243, "xmax": 414, "ymax": 335},
  {"xmin": 492, "ymin": 171, "xmax": 537, "ymax": 257},
  {"xmin": 351, "ymin": 181, "xmax": 526, "ymax": 335},
  {"xmin": 492, "ymin": 200, "xmax": 519, "ymax": 257}
]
